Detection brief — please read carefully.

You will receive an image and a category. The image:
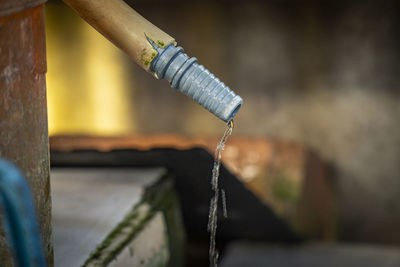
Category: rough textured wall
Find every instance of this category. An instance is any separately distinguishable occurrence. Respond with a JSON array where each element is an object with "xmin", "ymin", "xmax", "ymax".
[
  {"xmin": 129, "ymin": 0, "xmax": 400, "ymax": 243},
  {"xmin": 0, "ymin": 5, "xmax": 52, "ymax": 266},
  {"xmin": 46, "ymin": 0, "xmax": 400, "ymax": 244}
]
